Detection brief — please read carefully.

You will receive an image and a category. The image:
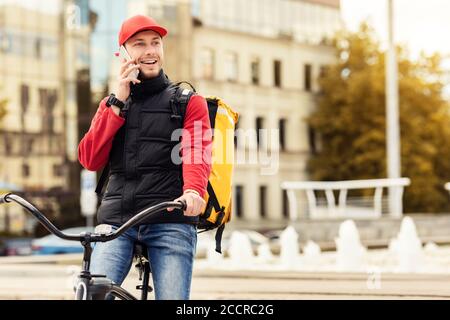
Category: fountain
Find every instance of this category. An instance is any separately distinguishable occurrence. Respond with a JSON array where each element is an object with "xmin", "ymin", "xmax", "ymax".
[
  {"xmin": 194, "ymin": 217, "xmax": 450, "ymax": 275},
  {"xmin": 335, "ymin": 220, "xmax": 366, "ymax": 271},
  {"xmin": 302, "ymin": 240, "xmax": 322, "ymax": 268},
  {"xmin": 228, "ymin": 231, "xmax": 255, "ymax": 268},
  {"xmin": 257, "ymin": 243, "xmax": 275, "ymax": 263},
  {"xmin": 279, "ymin": 226, "xmax": 300, "ymax": 269},
  {"xmin": 424, "ymin": 242, "xmax": 439, "ymax": 254},
  {"xmin": 205, "ymin": 241, "xmax": 223, "ymax": 264},
  {"xmin": 390, "ymin": 216, "xmax": 423, "ymax": 273}
]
